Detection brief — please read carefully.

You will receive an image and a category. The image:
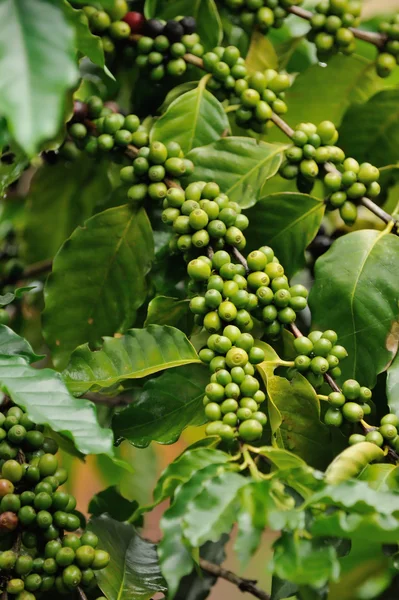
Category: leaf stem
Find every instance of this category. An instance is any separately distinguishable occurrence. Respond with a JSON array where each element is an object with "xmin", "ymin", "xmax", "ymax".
[
  {"xmin": 199, "ymin": 558, "xmax": 271, "ymax": 600},
  {"xmin": 243, "ymin": 448, "xmax": 262, "ymax": 480}
]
